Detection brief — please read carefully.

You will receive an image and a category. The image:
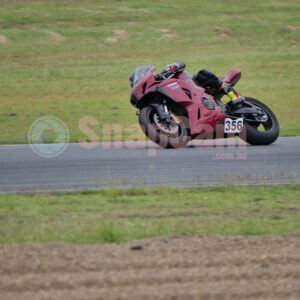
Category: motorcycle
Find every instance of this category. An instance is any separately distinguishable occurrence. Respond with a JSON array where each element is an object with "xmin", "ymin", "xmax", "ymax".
[{"xmin": 129, "ymin": 65, "xmax": 279, "ymax": 148}]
